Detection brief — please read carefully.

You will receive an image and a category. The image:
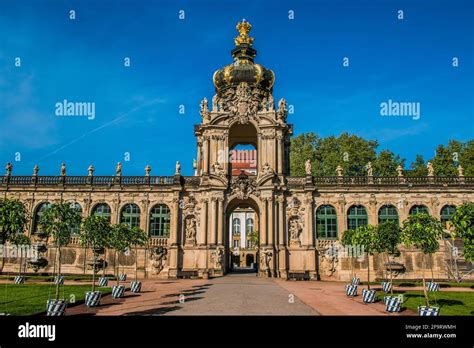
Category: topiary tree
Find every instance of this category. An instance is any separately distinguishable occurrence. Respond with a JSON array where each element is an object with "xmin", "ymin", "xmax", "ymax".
[
  {"xmin": 129, "ymin": 226, "xmax": 148, "ymax": 282},
  {"xmin": 110, "ymin": 223, "xmax": 131, "ymax": 286},
  {"xmin": 10, "ymin": 233, "xmax": 31, "ymax": 278},
  {"xmin": 0, "ymin": 198, "xmax": 28, "ymax": 274},
  {"xmin": 79, "ymin": 216, "xmax": 112, "ymax": 292},
  {"xmin": 351, "ymin": 225, "xmax": 377, "ymax": 290},
  {"xmin": 40, "ymin": 202, "xmax": 82, "ymax": 300},
  {"xmin": 401, "ymin": 213, "xmax": 444, "ymax": 306},
  {"xmin": 450, "ymin": 202, "xmax": 474, "ymax": 262},
  {"xmin": 374, "ymin": 221, "xmax": 401, "ymax": 294},
  {"xmin": 341, "ymin": 229, "xmax": 357, "ymax": 279}
]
